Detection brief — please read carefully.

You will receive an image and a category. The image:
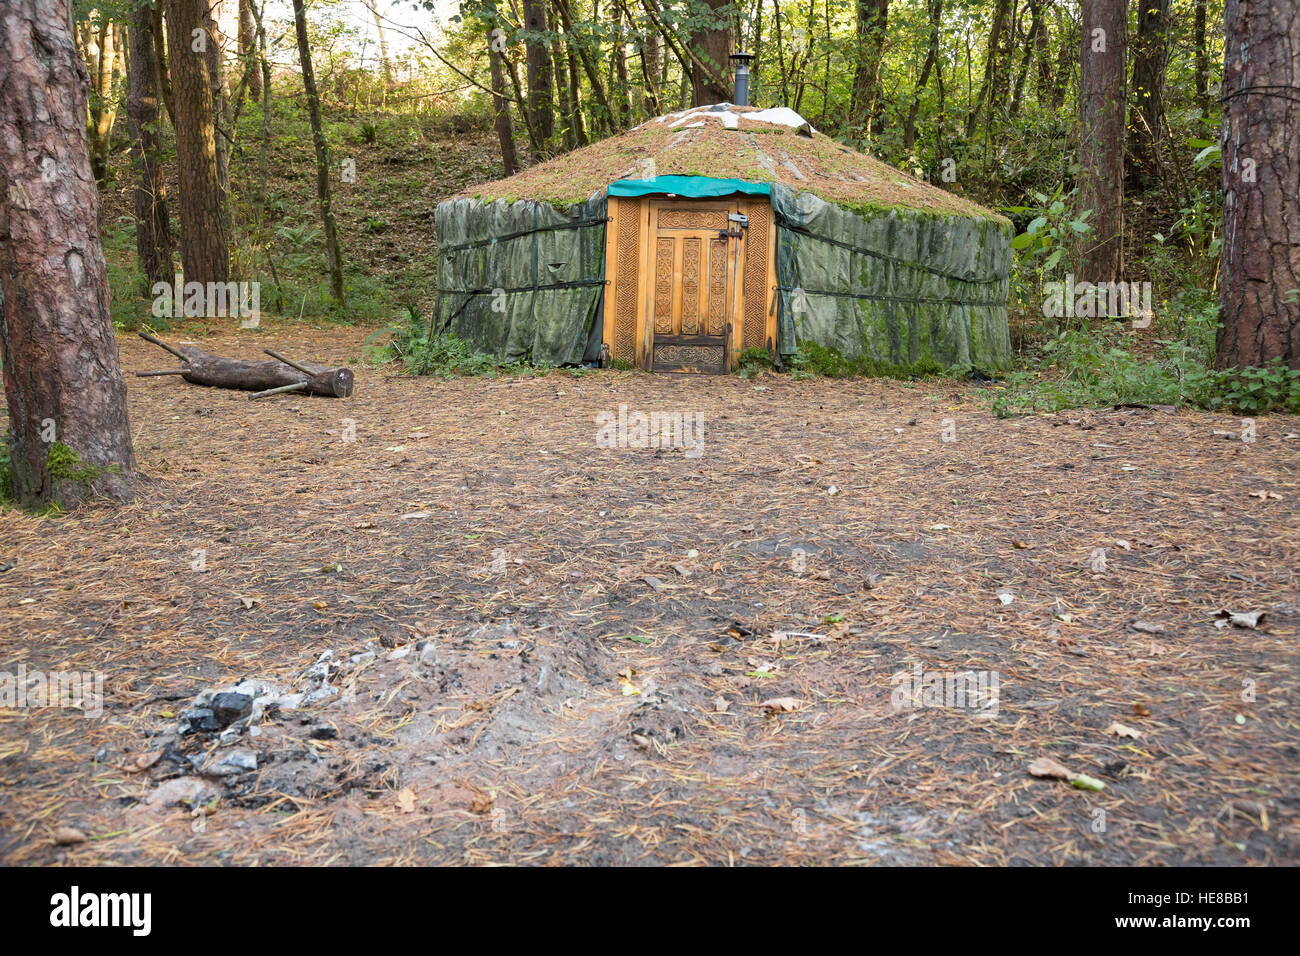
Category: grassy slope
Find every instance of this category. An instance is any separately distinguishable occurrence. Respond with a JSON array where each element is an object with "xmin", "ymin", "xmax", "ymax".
[{"xmin": 98, "ymin": 101, "xmax": 503, "ymax": 330}]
